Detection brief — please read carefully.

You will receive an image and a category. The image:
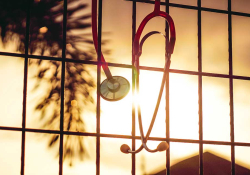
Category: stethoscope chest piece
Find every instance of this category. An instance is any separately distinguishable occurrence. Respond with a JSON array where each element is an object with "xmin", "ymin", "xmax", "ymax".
[{"xmin": 100, "ymin": 76, "xmax": 130, "ymax": 101}]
